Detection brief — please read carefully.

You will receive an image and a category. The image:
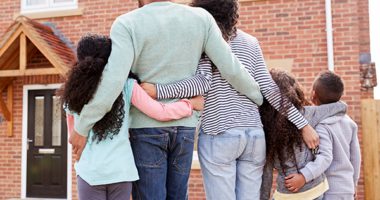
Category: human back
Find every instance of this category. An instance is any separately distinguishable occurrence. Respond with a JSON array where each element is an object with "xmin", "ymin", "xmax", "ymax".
[
  {"xmin": 319, "ymin": 114, "xmax": 358, "ymax": 197},
  {"xmin": 118, "ymin": 2, "xmax": 225, "ymax": 128},
  {"xmin": 201, "ymin": 30, "xmax": 261, "ymax": 134}
]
